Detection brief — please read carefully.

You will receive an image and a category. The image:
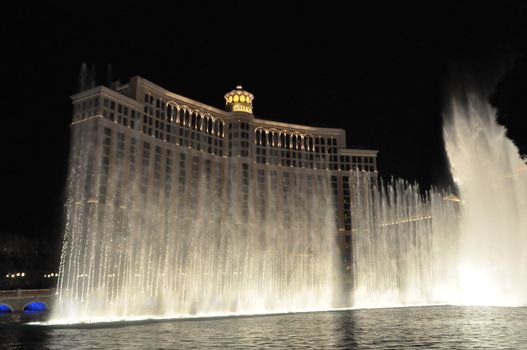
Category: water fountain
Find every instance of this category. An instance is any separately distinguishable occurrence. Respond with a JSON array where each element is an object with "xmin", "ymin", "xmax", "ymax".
[
  {"xmin": 52, "ymin": 125, "xmax": 339, "ymax": 324},
  {"xmin": 350, "ymin": 173, "xmax": 459, "ymax": 308},
  {"xmin": 444, "ymin": 92, "xmax": 527, "ymax": 306},
  {"xmin": 351, "ymin": 91, "xmax": 527, "ymax": 308},
  {"xmin": 53, "ymin": 88, "xmax": 526, "ymax": 324}
]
